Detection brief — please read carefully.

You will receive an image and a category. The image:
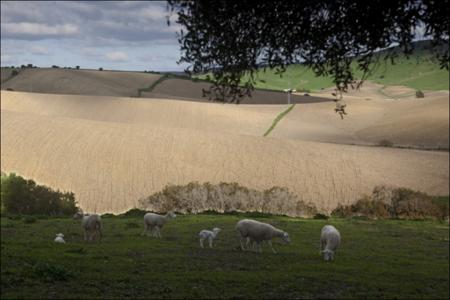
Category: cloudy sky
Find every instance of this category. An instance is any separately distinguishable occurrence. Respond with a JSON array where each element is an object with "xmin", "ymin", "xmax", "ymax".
[{"xmin": 1, "ymin": 1, "xmax": 186, "ymax": 71}]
